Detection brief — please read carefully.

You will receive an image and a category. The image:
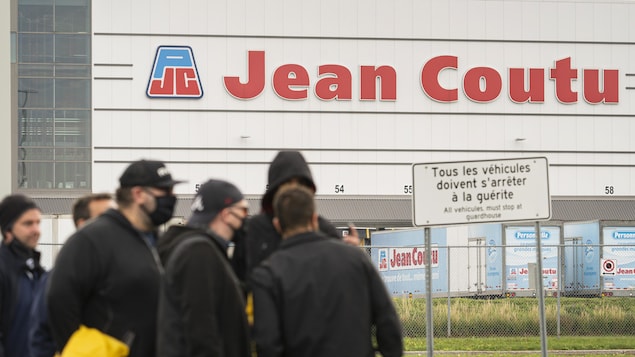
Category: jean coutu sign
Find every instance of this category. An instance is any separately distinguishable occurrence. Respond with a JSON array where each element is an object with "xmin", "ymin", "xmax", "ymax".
[{"xmin": 412, "ymin": 157, "xmax": 551, "ymax": 226}]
